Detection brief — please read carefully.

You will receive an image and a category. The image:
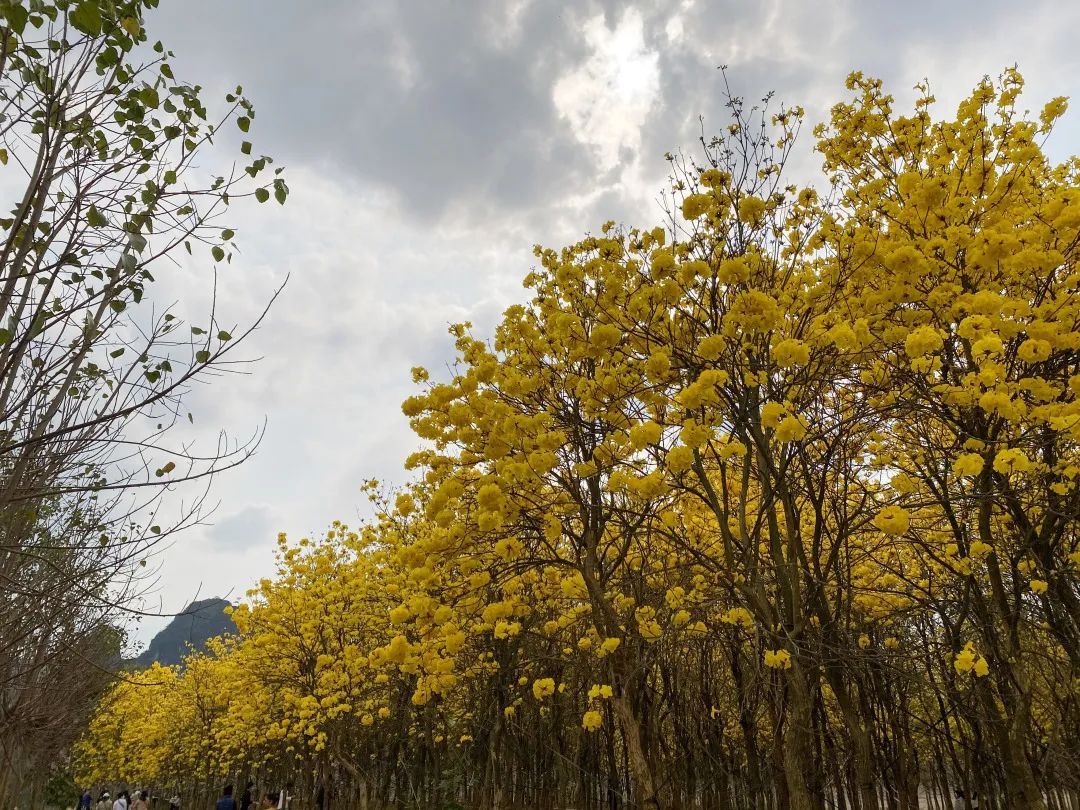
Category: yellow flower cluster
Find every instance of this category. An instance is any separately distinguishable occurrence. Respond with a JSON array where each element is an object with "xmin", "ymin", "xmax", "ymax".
[
  {"xmin": 953, "ymin": 643, "xmax": 990, "ymax": 678},
  {"xmin": 532, "ymin": 678, "xmax": 556, "ymax": 700},
  {"xmin": 873, "ymin": 506, "xmax": 910, "ymax": 536},
  {"xmin": 581, "ymin": 710, "xmax": 603, "ymax": 732},
  {"xmin": 764, "ymin": 649, "xmax": 793, "ymax": 670}
]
